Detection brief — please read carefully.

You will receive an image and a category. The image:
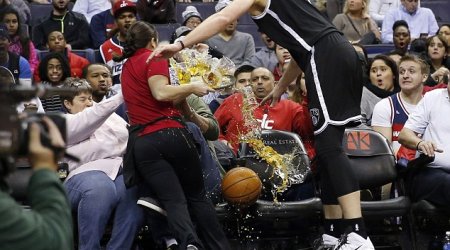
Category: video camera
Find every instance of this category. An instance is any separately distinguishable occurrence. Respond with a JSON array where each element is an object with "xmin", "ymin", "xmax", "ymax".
[{"xmin": 0, "ymin": 67, "xmax": 76, "ymax": 179}]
